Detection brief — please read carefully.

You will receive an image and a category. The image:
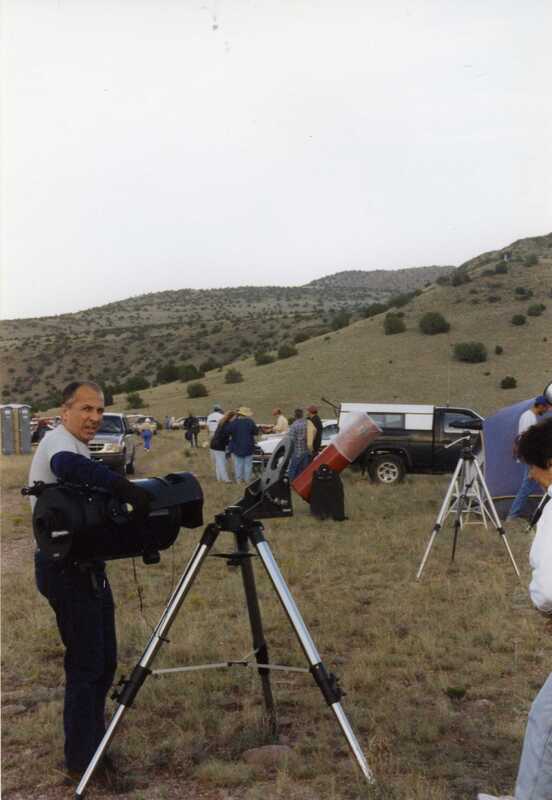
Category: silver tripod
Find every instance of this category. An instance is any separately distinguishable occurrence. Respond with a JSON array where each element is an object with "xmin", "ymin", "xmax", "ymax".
[
  {"xmin": 75, "ymin": 461, "xmax": 374, "ymax": 797},
  {"xmin": 416, "ymin": 434, "xmax": 521, "ymax": 581}
]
